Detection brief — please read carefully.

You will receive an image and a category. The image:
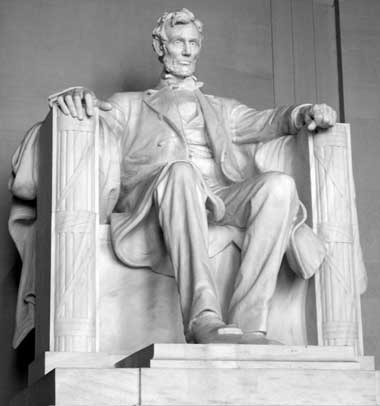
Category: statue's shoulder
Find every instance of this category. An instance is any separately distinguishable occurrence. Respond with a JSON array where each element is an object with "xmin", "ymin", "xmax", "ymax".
[
  {"xmin": 108, "ymin": 91, "xmax": 145, "ymax": 108},
  {"xmin": 203, "ymin": 93, "xmax": 242, "ymax": 112}
]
